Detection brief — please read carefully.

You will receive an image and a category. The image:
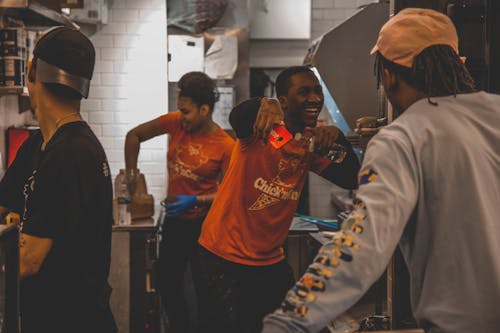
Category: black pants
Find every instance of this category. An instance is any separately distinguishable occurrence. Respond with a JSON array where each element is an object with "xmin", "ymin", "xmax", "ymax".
[
  {"xmin": 20, "ymin": 285, "xmax": 117, "ymax": 333},
  {"xmin": 158, "ymin": 216, "xmax": 204, "ymax": 333},
  {"xmin": 197, "ymin": 245, "xmax": 295, "ymax": 333}
]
